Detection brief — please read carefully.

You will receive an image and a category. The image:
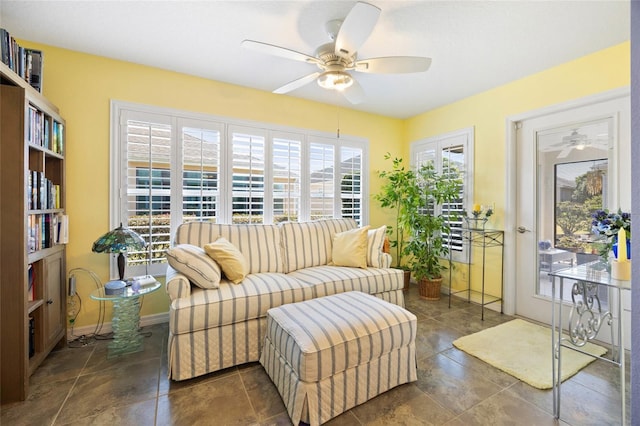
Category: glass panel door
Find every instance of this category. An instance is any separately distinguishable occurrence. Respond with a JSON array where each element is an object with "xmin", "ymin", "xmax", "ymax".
[{"xmin": 537, "ymin": 119, "xmax": 611, "ymax": 302}]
